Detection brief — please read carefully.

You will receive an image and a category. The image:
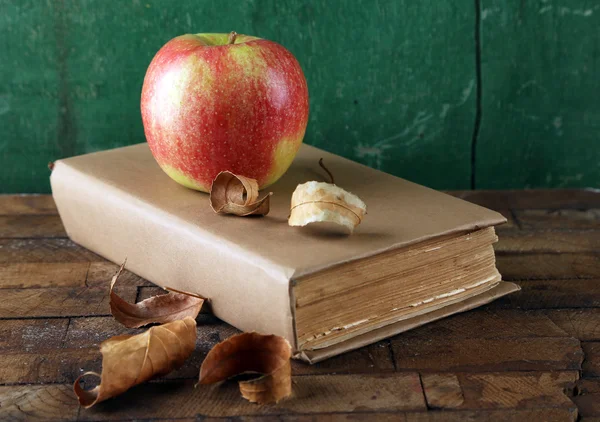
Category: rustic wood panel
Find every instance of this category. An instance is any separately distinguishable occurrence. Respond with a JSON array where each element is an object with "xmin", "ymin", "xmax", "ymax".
[
  {"xmin": 0, "ymin": 262, "xmax": 89, "ymax": 288},
  {"xmin": 496, "ymin": 253, "xmax": 600, "ymax": 280},
  {"xmin": 76, "ymin": 374, "xmax": 425, "ymax": 420},
  {"xmin": 423, "ymin": 371, "xmax": 579, "ymax": 410},
  {"xmin": 0, "ymin": 195, "xmax": 58, "ymax": 215},
  {"xmin": 544, "ymin": 309, "xmax": 600, "ymax": 341},
  {"xmin": 0, "ymin": 318, "xmax": 68, "ymax": 352},
  {"xmin": 0, "ymin": 384, "xmax": 79, "ymax": 421},
  {"xmin": 496, "ymin": 230, "xmax": 600, "ymax": 254},
  {"xmin": 392, "ymin": 337, "xmax": 582, "ymax": 372},
  {"xmin": 0, "ymin": 191, "xmax": 597, "ymax": 420},
  {"xmin": 0, "ymin": 215, "xmax": 66, "ymax": 238},
  {"xmin": 582, "ymin": 342, "xmax": 600, "ymax": 378},
  {"xmin": 573, "ymin": 380, "xmax": 600, "ymax": 418},
  {"xmin": 394, "ymin": 308, "xmax": 569, "ymax": 340},
  {"xmin": 0, "ymin": 287, "xmax": 136, "ymax": 318},
  {"xmin": 489, "ymin": 279, "xmax": 600, "ymax": 310},
  {"xmin": 0, "ymin": 348, "xmax": 99, "ymax": 384},
  {"xmin": 514, "ymin": 209, "xmax": 600, "ymax": 230},
  {"xmin": 0, "ymin": 238, "xmax": 102, "ymax": 263}
]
